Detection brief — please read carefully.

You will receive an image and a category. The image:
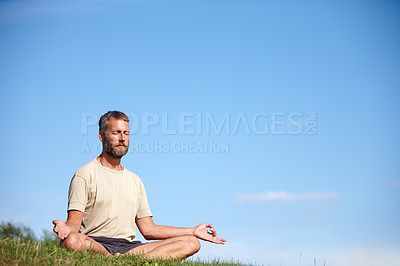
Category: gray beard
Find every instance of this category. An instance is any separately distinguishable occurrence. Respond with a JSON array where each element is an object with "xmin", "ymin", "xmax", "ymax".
[{"xmin": 103, "ymin": 137, "xmax": 129, "ymax": 158}]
